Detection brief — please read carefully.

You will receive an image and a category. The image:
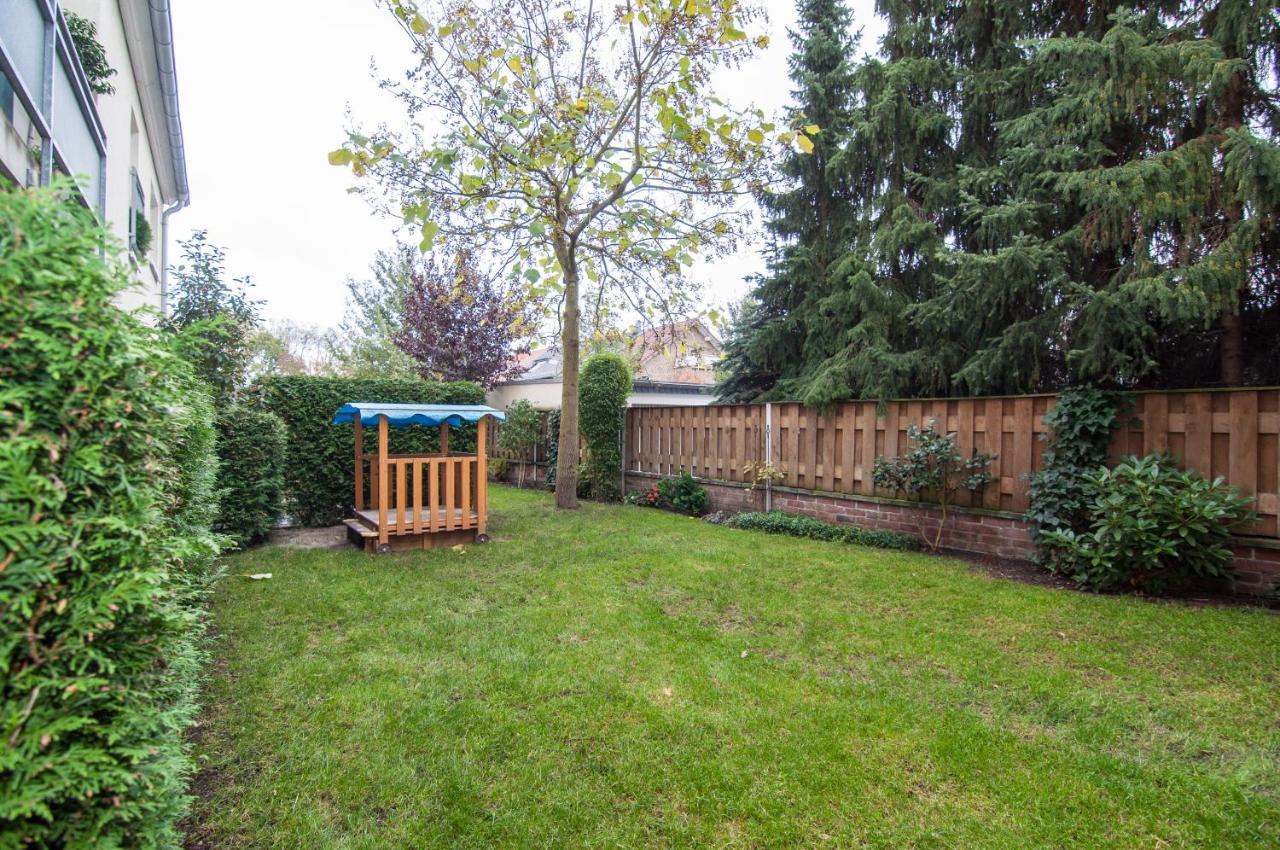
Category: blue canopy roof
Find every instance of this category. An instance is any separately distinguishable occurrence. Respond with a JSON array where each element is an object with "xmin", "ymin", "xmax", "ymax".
[{"xmin": 332, "ymin": 403, "xmax": 506, "ymax": 428}]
